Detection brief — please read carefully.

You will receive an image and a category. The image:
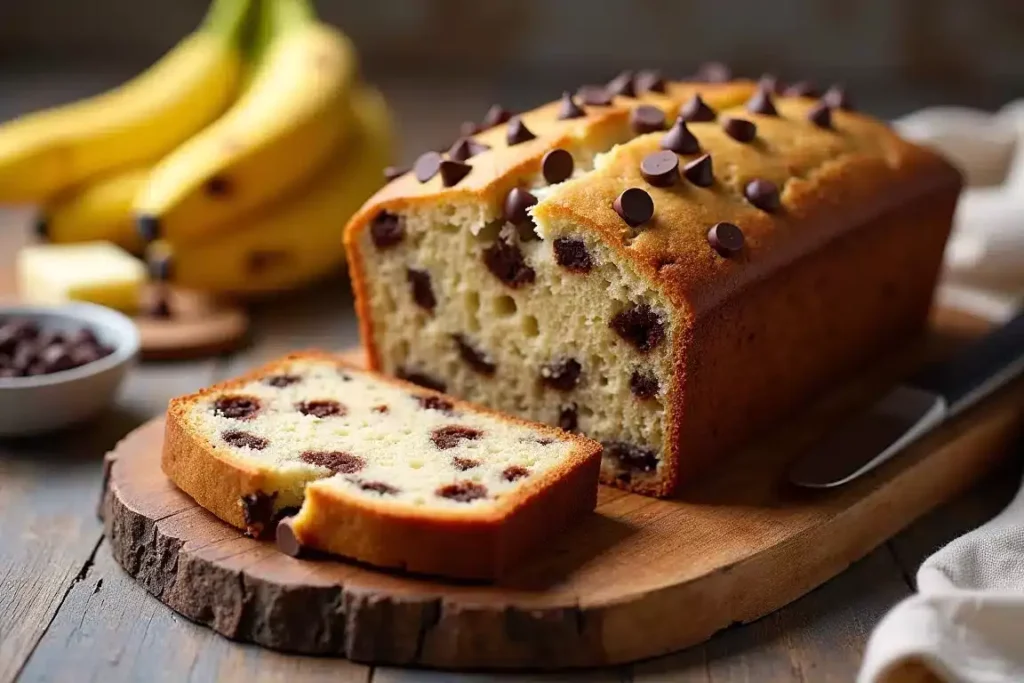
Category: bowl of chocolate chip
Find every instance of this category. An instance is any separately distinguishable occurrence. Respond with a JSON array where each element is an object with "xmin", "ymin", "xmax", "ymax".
[{"xmin": 0, "ymin": 303, "xmax": 140, "ymax": 436}]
